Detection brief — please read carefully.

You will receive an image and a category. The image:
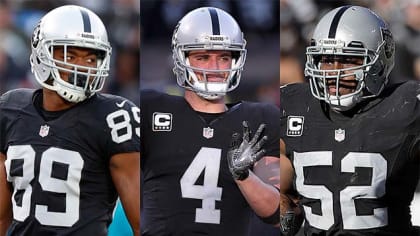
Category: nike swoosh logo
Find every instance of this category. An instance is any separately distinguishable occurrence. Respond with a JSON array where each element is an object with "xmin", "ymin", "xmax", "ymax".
[{"xmin": 116, "ymin": 100, "xmax": 127, "ymax": 108}]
